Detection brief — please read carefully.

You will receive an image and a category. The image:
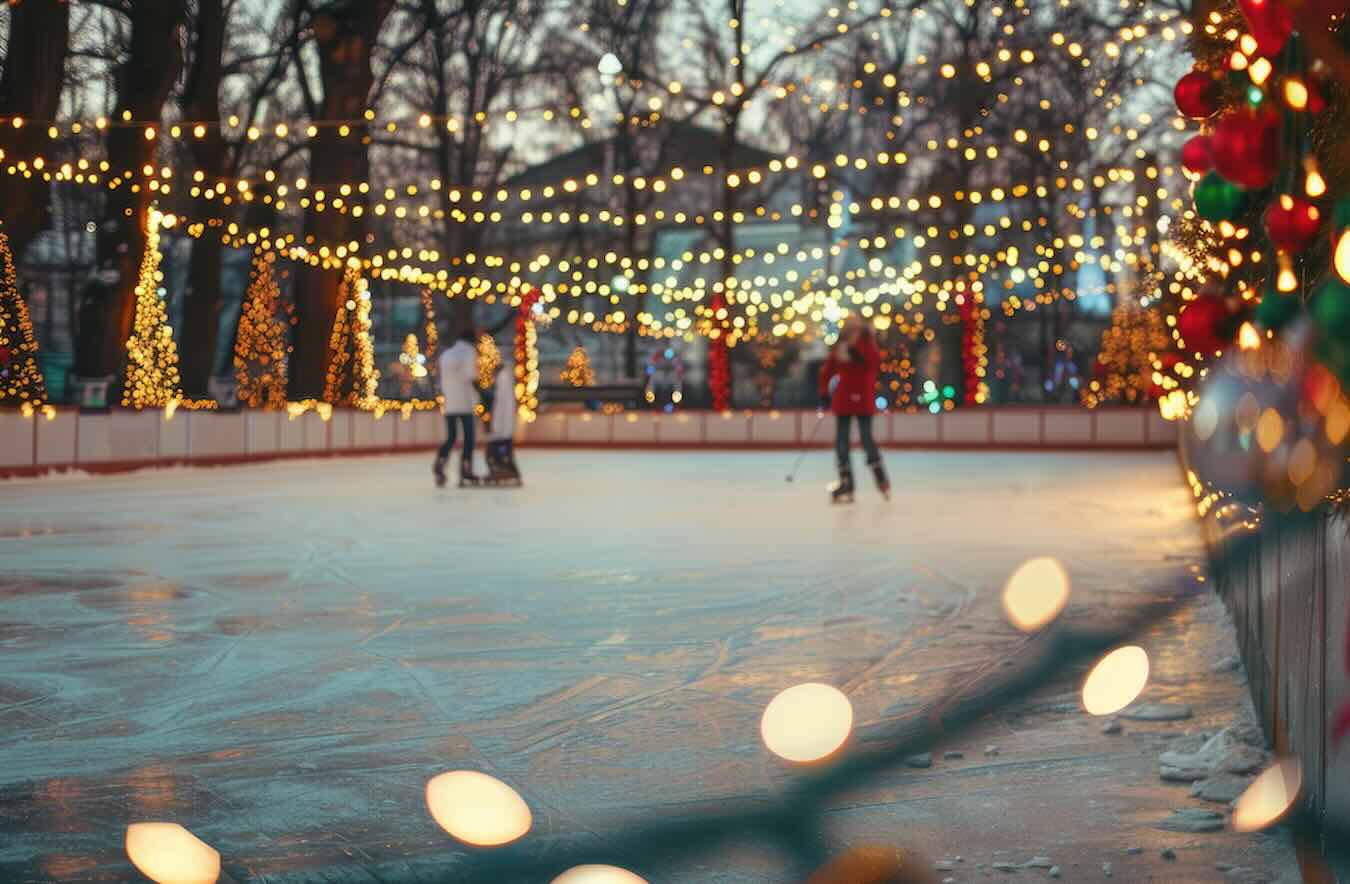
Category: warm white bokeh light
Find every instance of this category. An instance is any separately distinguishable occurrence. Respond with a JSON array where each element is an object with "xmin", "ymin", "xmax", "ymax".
[
  {"xmin": 760, "ymin": 682, "xmax": 854, "ymax": 762},
  {"xmin": 425, "ymin": 770, "xmax": 533, "ymax": 846},
  {"xmin": 551, "ymin": 864, "xmax": 648, "ymax": 883},
  {"xmin": 124, "ymin": 822, "xmax": 220, "ymax": 884},
  {"xmin": 1081, "ymin": 646, "xmax": 1150, "ymax": 716},
  {"xmin": 1232, "ymin": 758, "xmax": 1302, "ymax": 832},
  {"xmin": 1002, "ymin": 556, "xmax": 1071, "ymax": 632}
]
